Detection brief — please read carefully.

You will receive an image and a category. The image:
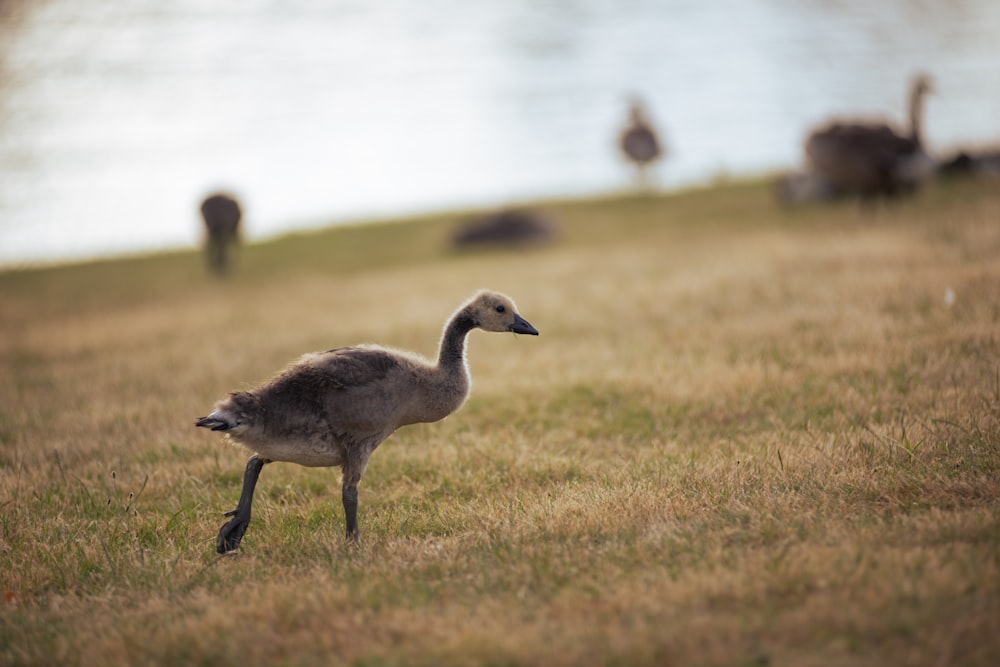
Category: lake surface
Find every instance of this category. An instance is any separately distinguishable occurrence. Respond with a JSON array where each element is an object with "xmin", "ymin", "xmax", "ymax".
[{"xmin": 1, "ymin": 0, "xmax": 998, "ymax": 266}]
